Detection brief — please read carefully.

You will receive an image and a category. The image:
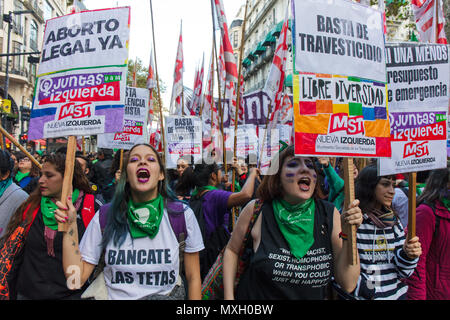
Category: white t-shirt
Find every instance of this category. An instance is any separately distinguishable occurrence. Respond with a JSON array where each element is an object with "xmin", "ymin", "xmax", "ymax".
[{"xmin": 79, "ymin": 205, "xmax": 204, "ymax": 300}]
